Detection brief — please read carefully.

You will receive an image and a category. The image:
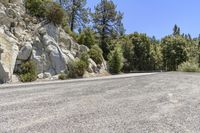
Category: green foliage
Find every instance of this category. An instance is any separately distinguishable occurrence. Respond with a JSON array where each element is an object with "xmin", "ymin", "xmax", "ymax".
[
  {"xmin": 92, "ymin": 0, "xmax": 124, "ymax": 59},
  {"xmin": 149, "ymin": 37, "xmax": 163, "ymax": 70},
  {"xmin": 178, "ymin": 60, "xmax": 200, "ymax": 72},
  {"xmin": 78, "ymin": 28, "xmax": 96, "ymax": 48},
  {"xmin": 80, "ymin": 52, "xmax": 90, "ymax": 68},
  {"xmin": 68, "ymin": 60, "xmax": 88, "ymax": 78},
  {"xmin": 63, "ymin": 26, "xmax": 78, "ymax": 40},
  {"xmin": 108, "ymin": 46, "xmax": 123, "ymax": 74},
  {"xmin": 59, "ymin": 0, "xmax": 89, "ymax": 31},
  {"xmin": 46, "ymin": 2, "xmax": 64, "ymax": 25},
  {"xmin": 130, "ymin": 33, "xmax": 156, "ymax": 71},
  {"xmin": 161, "ymin": 35, "xmax": 188, "ymax": 71},
  {"xmin": 66, "ymin": 52, "xmax": 89, "ymax": 78},
  {"xmin": 173, "ymin": 24, "xmax": 181, "ymax": 36},
  {"xmin": 58, "ymin": 73, "xmax": 67, "ymax": 80},
  {"xmin": 25, "ymin": 0, "xmax": 64, "ymax": 25},
  {"xmin": 119, "ymin": 36, "xmax": 134, "ymax": 72},
  {"xmin": 88, "ymin": 45, "xmax": 103, "ymax": 65},
  {"xmin": 18, "ymin": 61, "xmax": 37, "ymax": 82},
  {"xmin": 25, "ymin": 0, "xmax": 50, "ymax": 17}
]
